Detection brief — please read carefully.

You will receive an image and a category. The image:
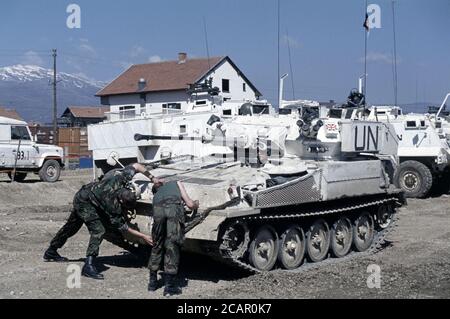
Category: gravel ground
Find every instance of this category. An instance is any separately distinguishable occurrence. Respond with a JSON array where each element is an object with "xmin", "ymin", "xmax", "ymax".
[{"xmin": 0, "ymin": 170, "xmax": 449, "ymax": 299}]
